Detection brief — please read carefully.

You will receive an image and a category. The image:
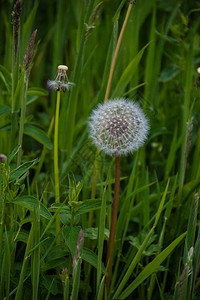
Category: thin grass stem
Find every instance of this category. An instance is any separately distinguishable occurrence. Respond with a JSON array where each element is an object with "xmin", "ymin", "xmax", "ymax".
[
  {"xmin": 104, "ymin": 1, "xmax": 134, "ymax": 102},
  {"xmin": 31, "ymin": 116, "xmax": 54, "ymax": 191},
  {"xmin": 17, "ymin": 76, "xmax": 28, "ymax": 166}
]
